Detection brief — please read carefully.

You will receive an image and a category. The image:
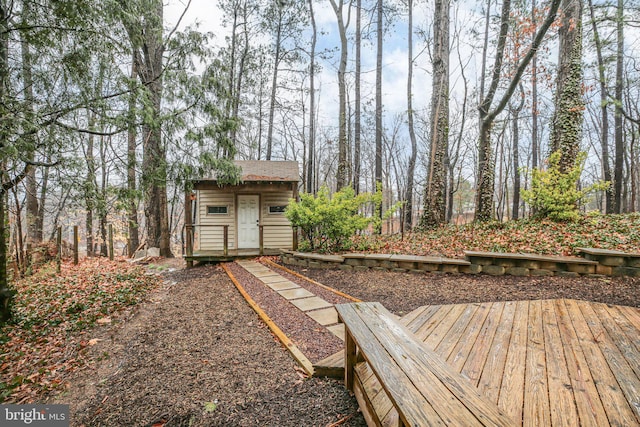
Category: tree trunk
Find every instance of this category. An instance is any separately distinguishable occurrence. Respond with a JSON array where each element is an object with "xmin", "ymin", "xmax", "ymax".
[
  {"xmin": 353, "ymin": 0, "xmax": 361, "ymax": 194},
  {"xmin": 550, "ymin": 0, "xmax": 584, "ymax": 173},
  {"xmin": 531, "ymin": 0, "xmax": 539, "ymax": 171},
  {"xmin": 329, "ymin": 0, "xmax": 350, "ymax": 189},
  {"xmin": 127, "ymin": 56, "xmax": 139, "ymax": 256},
  {"xmin": 85, "ymin": 119, "xmax": 96, "ymax": 257},
  {"xmin": 266, "ymin": 7, "xmax": 283, "ymax": 161},
  {"xmin": 404, "ymin": 0, "xmax": 417, "ymax": 231},
  {"xmin": 375, "ymin": 0, "xmax": 383, "ymax": 228},
  {"xmin": 475, "ymin": 0, "xmax": 561, "ymax": 221},
  {"xmin": 306, "ymin": 0, "xmax": 316, "ymax": 194},
  {"xmin": 613, "ymin": 0, "xmax": 624, "ymax": 213},
  {"xmin": 20, "ymin": 1, "xmax": 41, "ymax": 248},
  {"xmin": 511, "ymin": 86, "xmax": 525, "ymax": 220},
  {"xmin": 587, "ymin": 0, "xmax": 613, "ymax": 213},
  {"xmin": 134, "ymin": 0, "xmax": 172, "ymax": 257},
  {"xmin": 421, "ymin": 0, "xmax": 449, "ymax": 228}
]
